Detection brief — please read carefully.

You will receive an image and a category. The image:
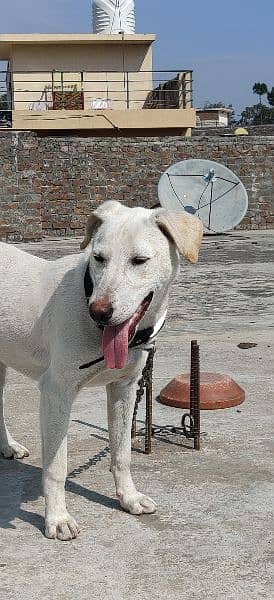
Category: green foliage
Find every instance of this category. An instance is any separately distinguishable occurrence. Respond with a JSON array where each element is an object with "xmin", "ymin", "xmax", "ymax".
[
  {"xmin": 240, "ymin": 83, "xmax": 274, "ymax": 125},
  {"xmin": 227, "ymin": 104, "xmax": 236, "ymax": 127},
  {"xmin": 267, "ymin": 87, "xmax": 274, "ymax": 107},
  {"xmin": 240, "ymin": 103, "xmax": 274, "ymax": 125},
  {"xmin": 252, "ymin": 82, "xmax": 268, "ymax": 104}
]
